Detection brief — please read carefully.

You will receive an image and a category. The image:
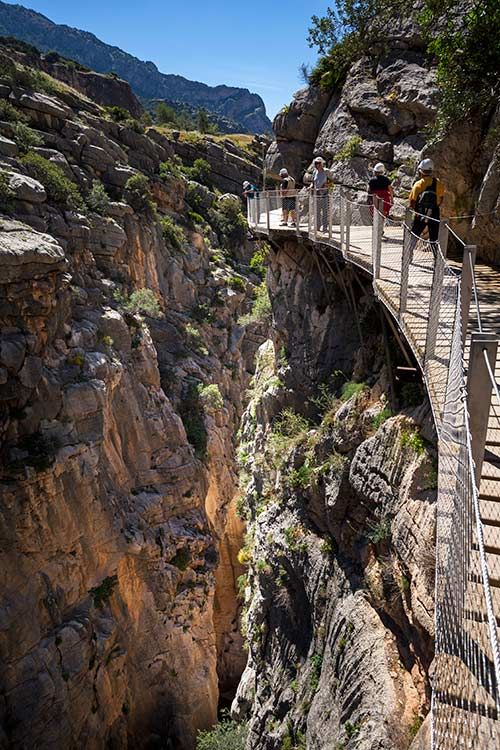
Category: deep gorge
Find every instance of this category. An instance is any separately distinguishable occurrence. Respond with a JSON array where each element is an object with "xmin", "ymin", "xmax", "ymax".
[{"xmin": 0, "ymin": 3, "xmax": 499, "ymax": 747}]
